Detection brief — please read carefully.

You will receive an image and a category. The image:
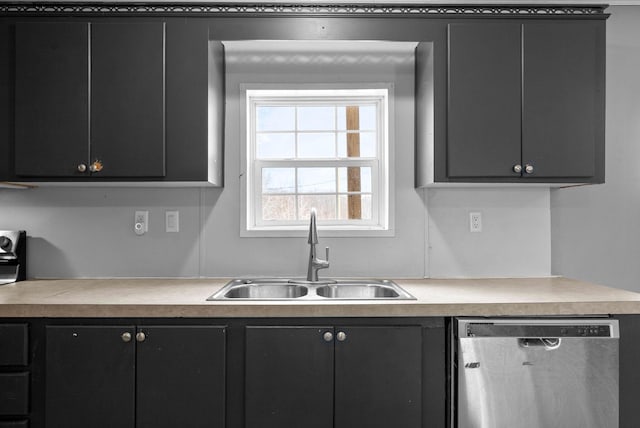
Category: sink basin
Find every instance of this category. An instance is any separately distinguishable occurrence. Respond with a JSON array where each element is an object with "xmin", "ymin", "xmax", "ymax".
[
  {"xmin": 209, "ymin": 279, "xmax": 308, "ymax": 300},
  {"xmin": 208, "ymin": 278, "xmax": 415, "ymax": 301},
  {"xmin": 316, "ymin": 282, "xmax": 404, "ymax": 299}
]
